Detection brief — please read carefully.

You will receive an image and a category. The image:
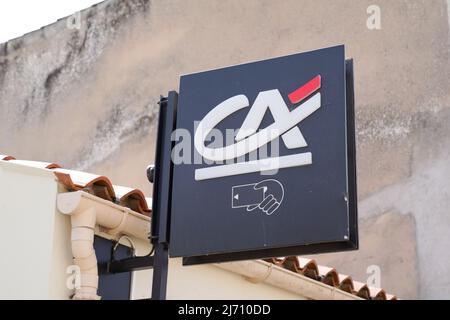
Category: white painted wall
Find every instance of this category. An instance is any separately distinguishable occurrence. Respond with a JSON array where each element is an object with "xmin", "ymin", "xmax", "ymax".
[{"xmin": 0, "ymin": 161, "xmax": 71, "ymax": 299}]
